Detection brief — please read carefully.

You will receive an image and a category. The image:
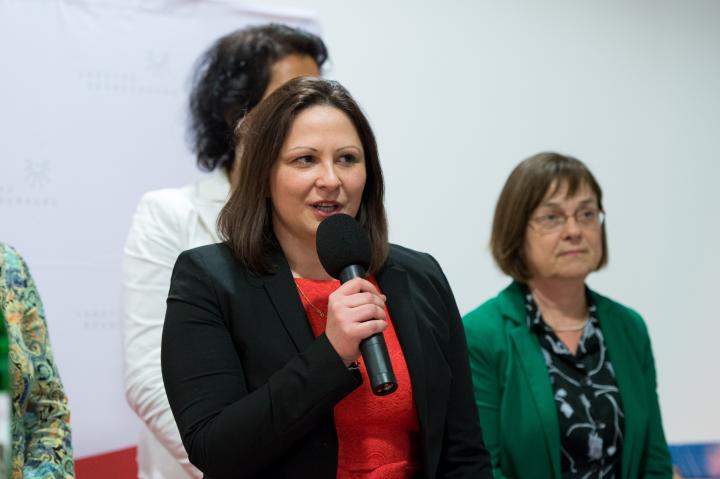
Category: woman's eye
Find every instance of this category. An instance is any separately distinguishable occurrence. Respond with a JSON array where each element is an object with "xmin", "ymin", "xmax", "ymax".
[
  {"xmin": 293, "ymin": 156, "xmax": 314, "ymax": 166},
  {"xmin": 578, "ymin": 210, "xmax": 597, "ymax": 222},
  {"xmin": 337, "ymin": 154, "xmax": 359, "ymax": 164},
  {"xmin": 543, "ymin": 214, "xmax": 560, "ymax": 223}
]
